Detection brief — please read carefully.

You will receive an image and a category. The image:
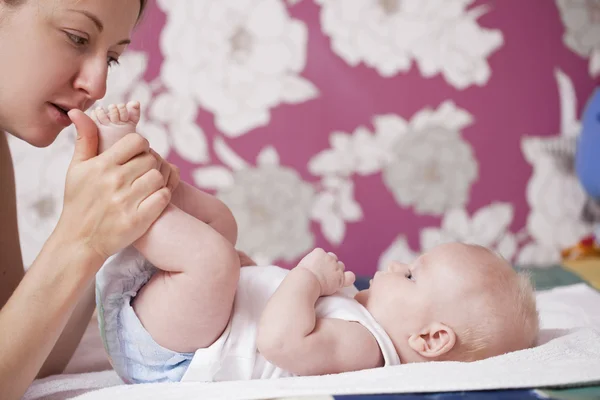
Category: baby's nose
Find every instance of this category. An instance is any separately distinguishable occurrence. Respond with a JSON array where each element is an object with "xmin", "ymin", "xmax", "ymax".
[{"xmin": 387, "ymin": 261, "xmax": 406, "ymax": 272}]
